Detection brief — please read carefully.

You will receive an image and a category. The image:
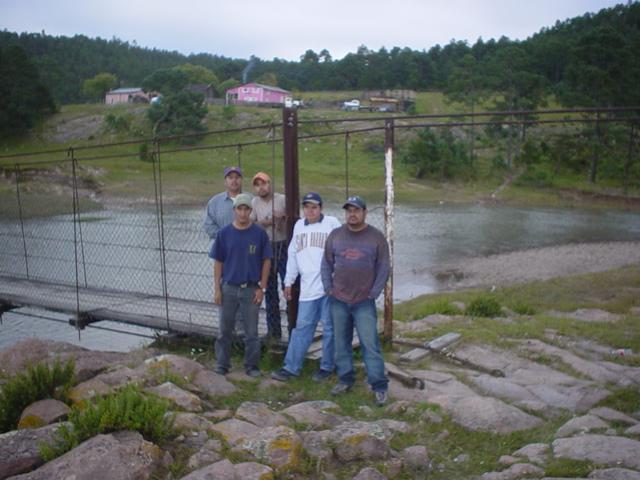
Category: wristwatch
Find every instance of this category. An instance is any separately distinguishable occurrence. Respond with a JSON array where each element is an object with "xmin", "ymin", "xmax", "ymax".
[{"xmin": 259, "ymin": 283, "xmax": 266, "ymax": 293}]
